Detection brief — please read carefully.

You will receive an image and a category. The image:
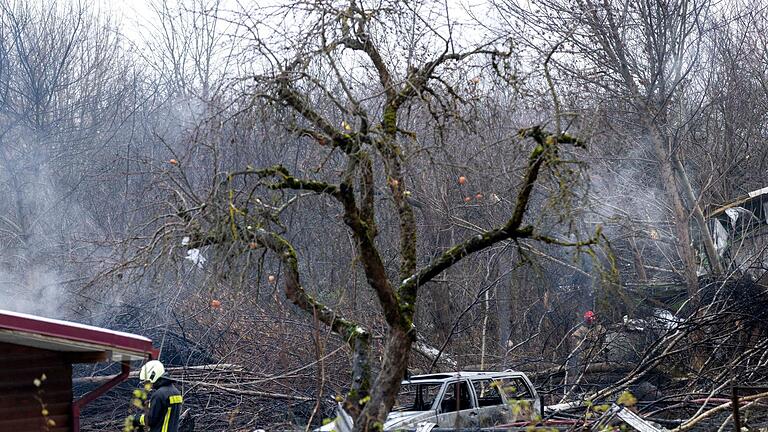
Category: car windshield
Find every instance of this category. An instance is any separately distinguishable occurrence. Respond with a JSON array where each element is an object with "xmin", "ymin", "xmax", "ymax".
[{"xmin": 393, "ymin": 382, "xmax": 442, "ymax": 411}]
